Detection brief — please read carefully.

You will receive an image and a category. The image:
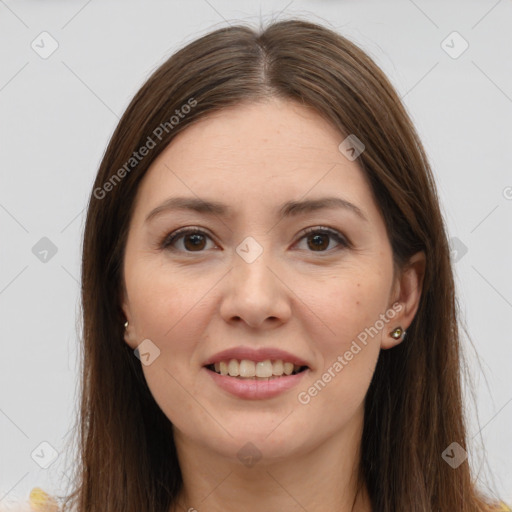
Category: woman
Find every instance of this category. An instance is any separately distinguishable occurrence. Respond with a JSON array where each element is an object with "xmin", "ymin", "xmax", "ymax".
[{"xmin": 17, "ymin": 18, "xmax": 507, "ymax": 512}]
